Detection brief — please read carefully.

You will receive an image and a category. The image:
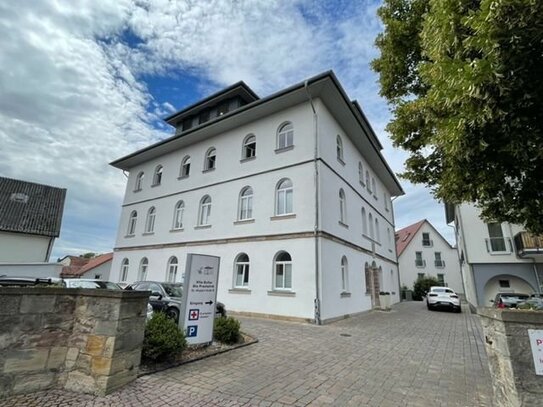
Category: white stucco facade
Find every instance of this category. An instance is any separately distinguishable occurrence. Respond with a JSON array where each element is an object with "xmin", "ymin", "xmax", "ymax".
[
  {"xmin": 397, "ymin": 221, "xmax": 463, "ymax": 294},
  {"xmin": 110, "ymin": 74, "xmax": 403, "ymax": 323},
  {"xmin": 0, "ymin": 231, "xmax": 53, "ymax": 263},
  {"xmin": 448, "ymin": 203, "xmax": 543, "ymax": 308}
]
